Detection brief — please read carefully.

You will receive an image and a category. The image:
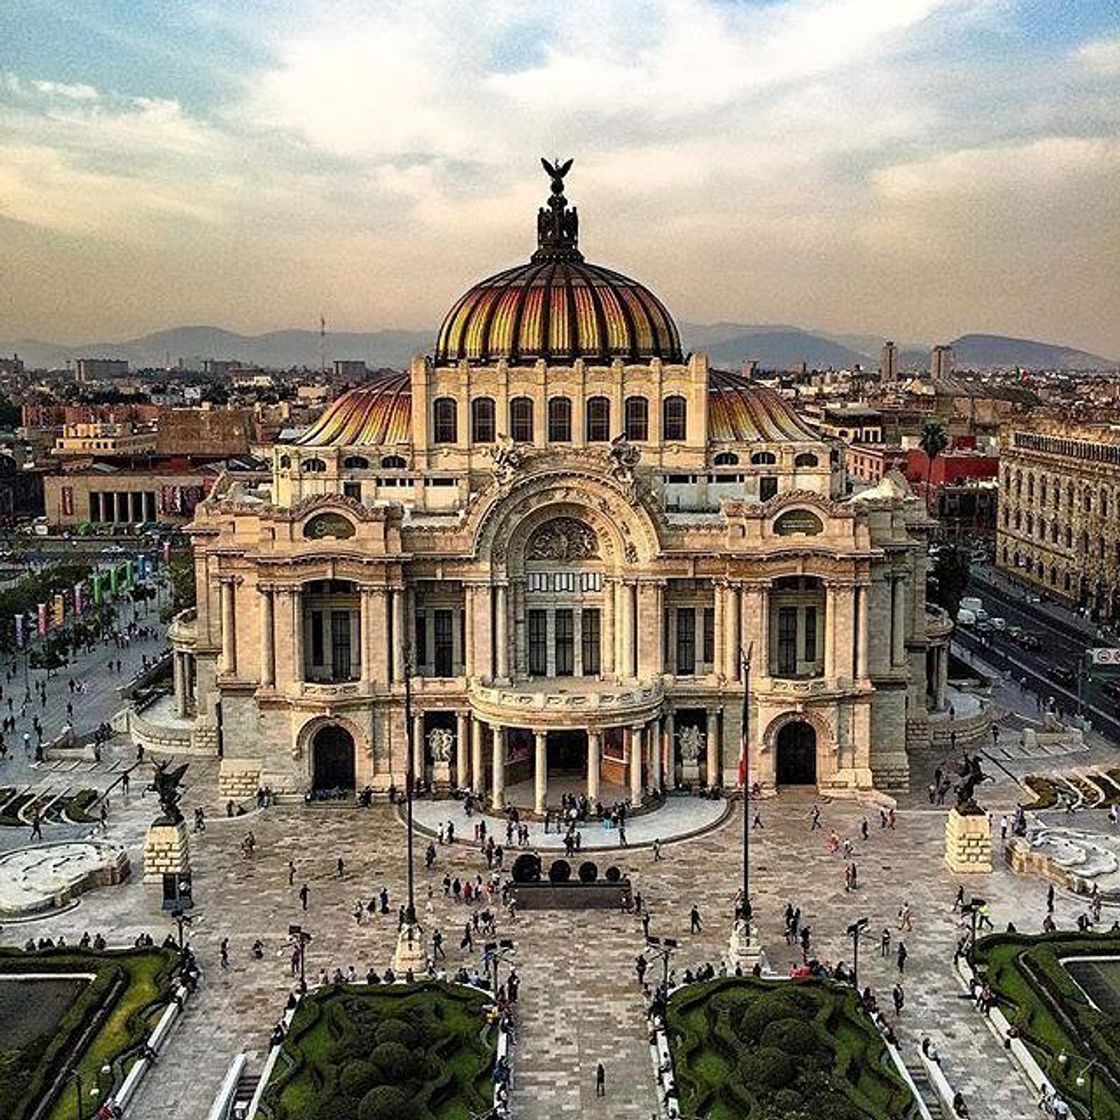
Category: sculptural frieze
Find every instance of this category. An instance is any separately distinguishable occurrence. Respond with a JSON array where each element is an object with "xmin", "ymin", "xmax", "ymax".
[
  {"xmin": 527, "ymin": 517, "xmax": 599, "ymax": 561},
  {"xmin": 490, "ymin": 434, "xmax": 525, "ymax": 485},
  {"xmin": 427, "ymin": 727, "xmax": 455, "ymax": 763}
]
